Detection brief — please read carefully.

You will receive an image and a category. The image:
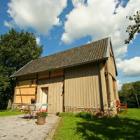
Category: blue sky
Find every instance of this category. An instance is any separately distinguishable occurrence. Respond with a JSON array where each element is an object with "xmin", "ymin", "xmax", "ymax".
[{"xmin": 0, "ymin": 0, "xmax": 140, "ymax": 89}]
